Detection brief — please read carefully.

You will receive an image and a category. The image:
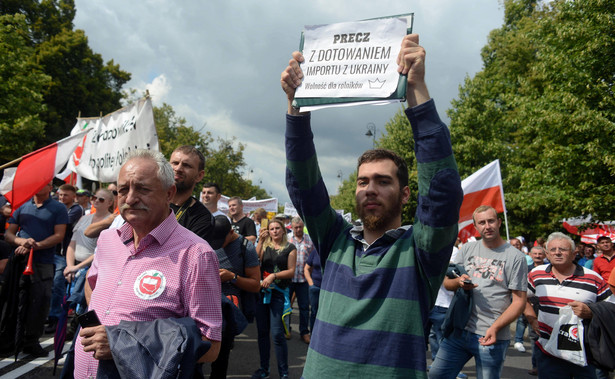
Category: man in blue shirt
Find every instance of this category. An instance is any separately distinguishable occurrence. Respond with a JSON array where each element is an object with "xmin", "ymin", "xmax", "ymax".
[{"xmin": 5, "ymin": 182, "xmax": 68, "ymax": 357}]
